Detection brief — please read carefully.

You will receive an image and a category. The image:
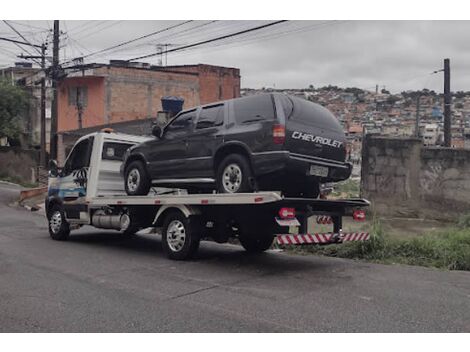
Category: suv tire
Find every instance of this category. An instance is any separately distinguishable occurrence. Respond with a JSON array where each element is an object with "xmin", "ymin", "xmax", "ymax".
[
  {"xmin": 216, "ymin": 154, "xmax": 254, "ymax": 194},
  {"xmin": 124, "ymin": 160, "xmax": 151, "ymax": 196}
]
